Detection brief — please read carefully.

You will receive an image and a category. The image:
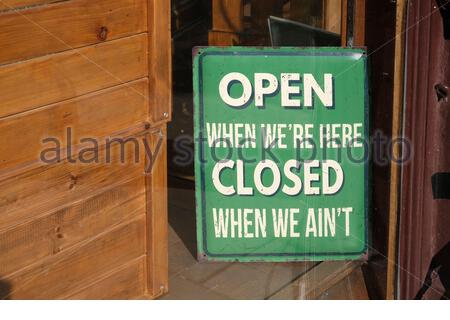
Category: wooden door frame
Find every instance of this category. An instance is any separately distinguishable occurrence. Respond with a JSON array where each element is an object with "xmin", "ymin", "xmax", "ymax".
[
  {"xmin": 396, "ymin": 0, "xmax": 450, "ymax": 300},
  {"xmin": 386, "ymin": 0, "xmax": 407, "ymax": 300},
  {"xmin": 341, "ymin": 0, "xmax": 366, "ymax": 47},
  {"xmin": 146, "ymin": 0, "xmax": 172, "ymax": 298}
]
